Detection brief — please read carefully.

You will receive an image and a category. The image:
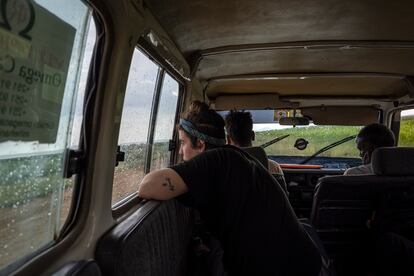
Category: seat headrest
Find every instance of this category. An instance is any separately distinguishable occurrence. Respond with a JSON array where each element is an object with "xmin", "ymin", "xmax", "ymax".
[
  {"xmin": 242, "ymin": 146, "xmax": 269, "ymax": 169},
  {"xmin": 372, "ymin": 147, "xmax": 414, "ymax": 176}
]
